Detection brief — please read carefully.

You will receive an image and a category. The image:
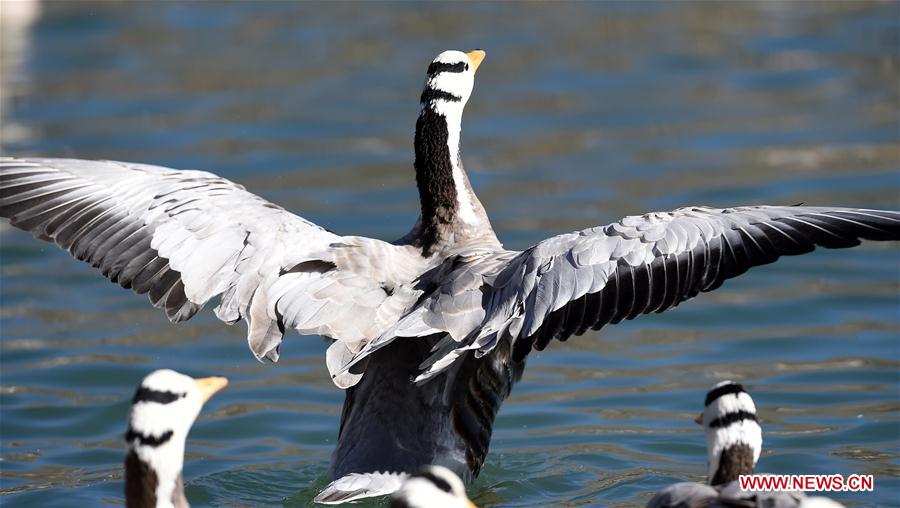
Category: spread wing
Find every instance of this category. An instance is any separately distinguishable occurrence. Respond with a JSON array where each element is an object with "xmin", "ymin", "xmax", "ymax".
[
  {"xmin": 498, "ymin": 205, "xmax": 900, "ymax": 362},
  {"xmin": 348, "ymin": 205, "xmax": 899, "ymax": 381},
  {"xmin": 0, "ymin": 157, "xmax": 422, "ymax": 370}
]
